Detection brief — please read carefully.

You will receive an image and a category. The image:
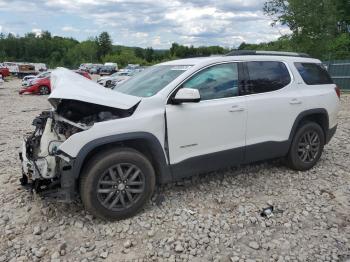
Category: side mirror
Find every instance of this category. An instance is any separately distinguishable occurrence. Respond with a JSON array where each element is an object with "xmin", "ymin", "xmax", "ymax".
[{"xmin": 171, "ymin": 88, "xmax": 200, "ymax": 104}]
